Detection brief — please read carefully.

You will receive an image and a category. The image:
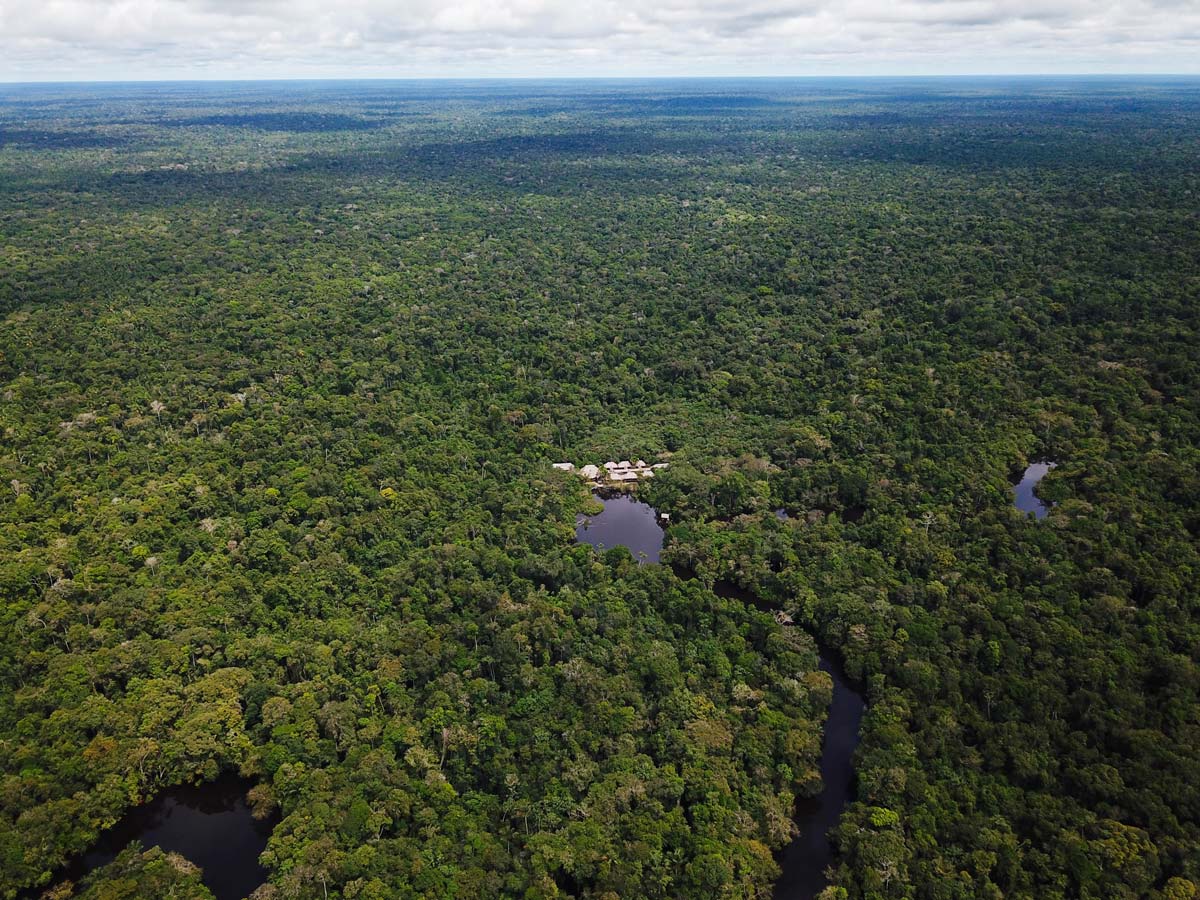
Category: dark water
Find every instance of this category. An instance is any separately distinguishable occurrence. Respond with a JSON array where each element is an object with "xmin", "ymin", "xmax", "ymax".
[
  {"xmin": 706, "ymin": 581, "xmax": 868, "ymax": 899},
  {"xmin": 712, "ymin": 578, "xmax": 774, "ymax": 613},
  {"xmin": 840, "ymin": 504, "xmax": 866, "ymax": 524},
  {"xmin": 773, "ymin": 653, "xmax": 866, "ymax": 899},
  {"xmin": 1013, "ymin": 461, "xmax": 1056, "ymax": 519},
  {"xmin": 35, "ymin": 775, "xmax": 274, "ymax": 900},
  {"xmin": 573, "ymin": 500, "xmax": 866, "ymax": 900},
  {"xmin": 575, "ymin": 493, "xmax": 665, "ymax": 562}
]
